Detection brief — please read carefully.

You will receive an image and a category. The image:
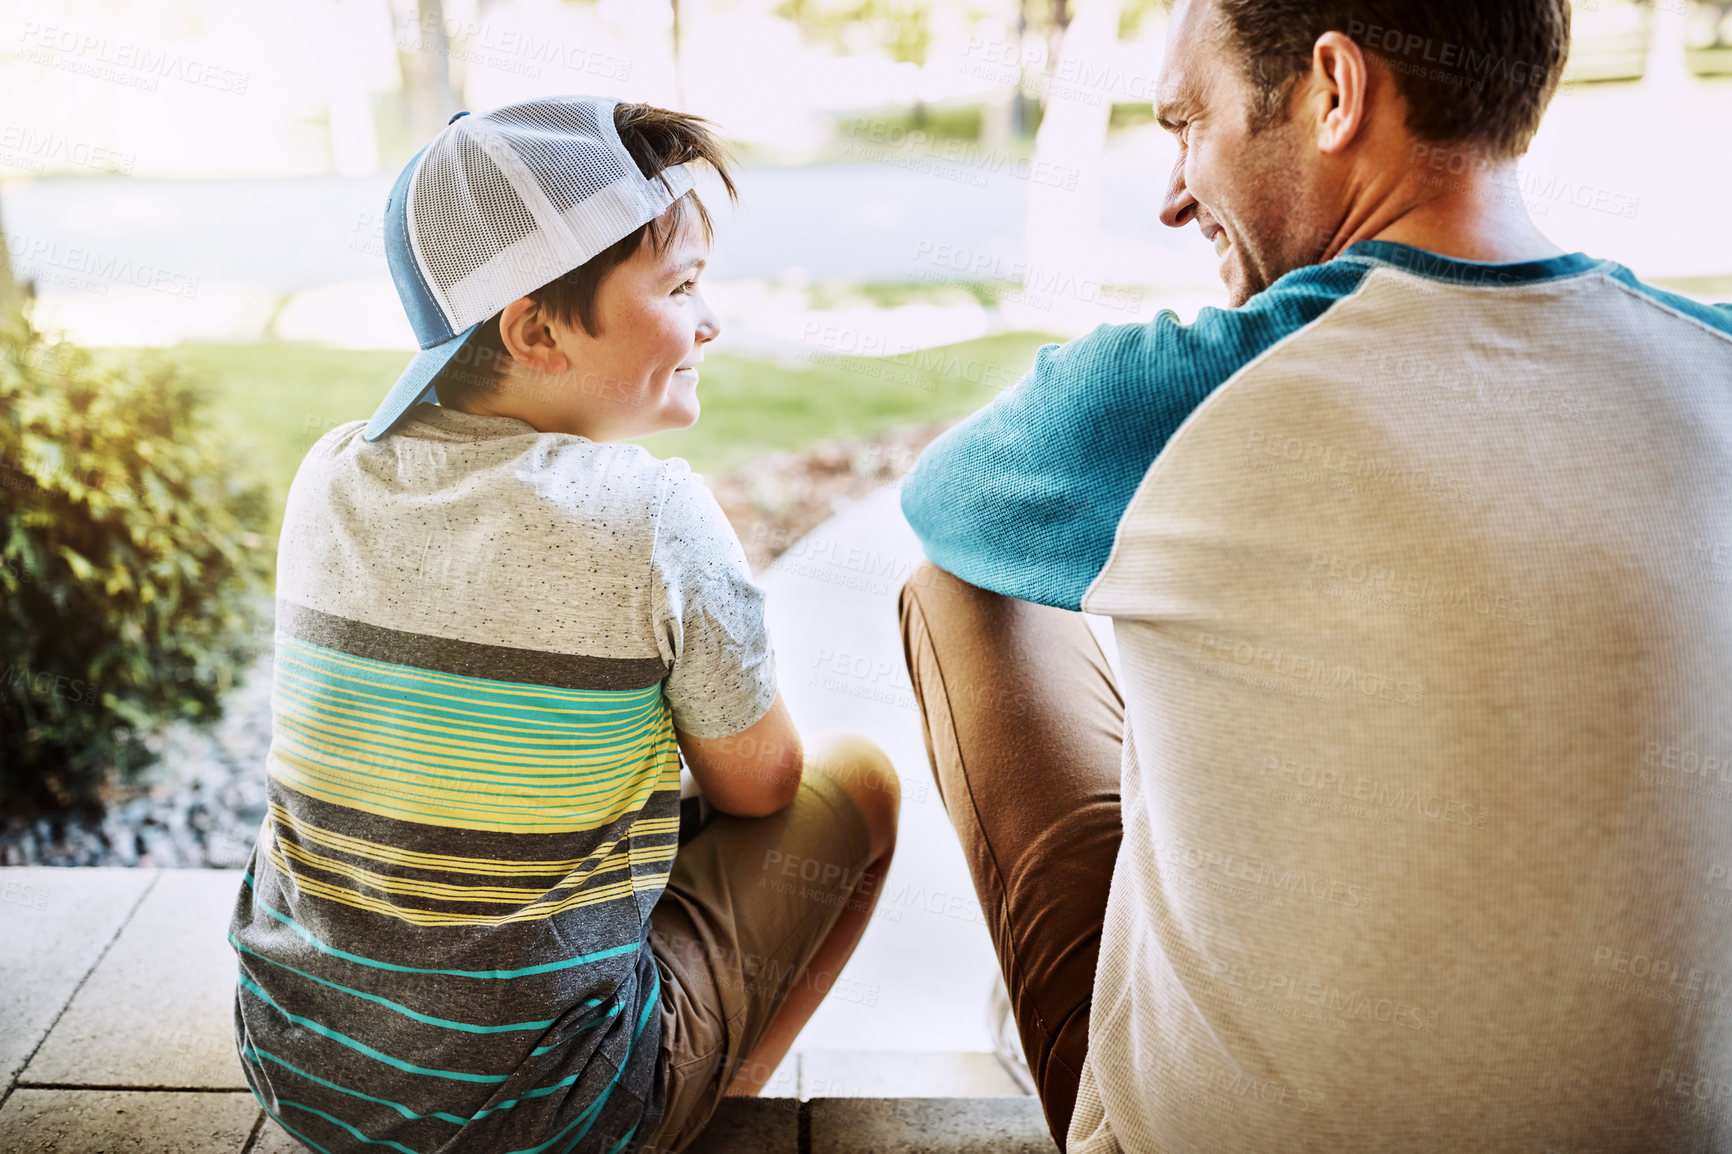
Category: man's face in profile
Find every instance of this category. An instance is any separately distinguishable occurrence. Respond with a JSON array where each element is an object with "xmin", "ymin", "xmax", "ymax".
[{"xmin": 1155, "ymin": 0, "xmax": 1330, "ymax": 306}]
